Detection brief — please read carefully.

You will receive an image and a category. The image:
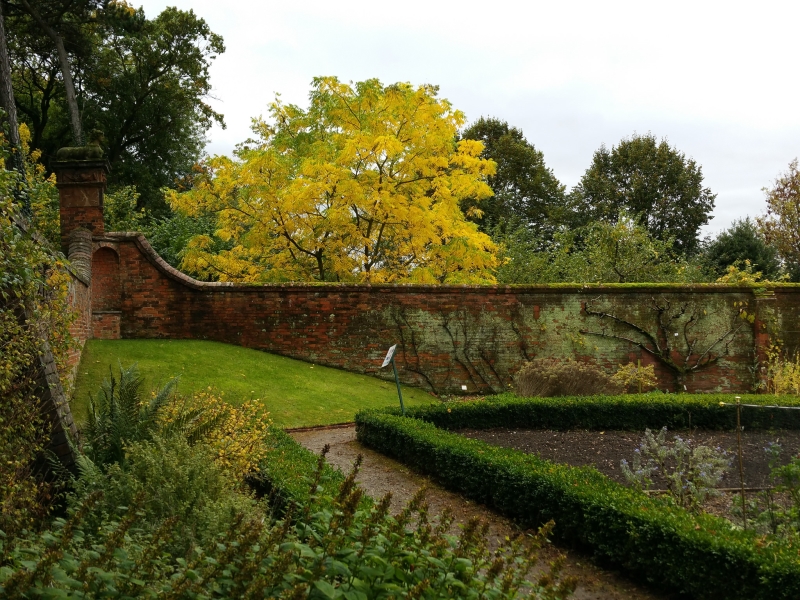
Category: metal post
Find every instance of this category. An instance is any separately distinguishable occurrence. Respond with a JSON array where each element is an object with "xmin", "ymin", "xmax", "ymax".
[
  {"xmin": 391, "ymin": 357, "xmax": 405, "ymax": 416},
  {"xmin": 637, "ymin": 359, "xmax": 642, "ymax": 394},
  {"xmin": 736, "ymin": 396, "xmax": 747, "ymax": 530}
]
